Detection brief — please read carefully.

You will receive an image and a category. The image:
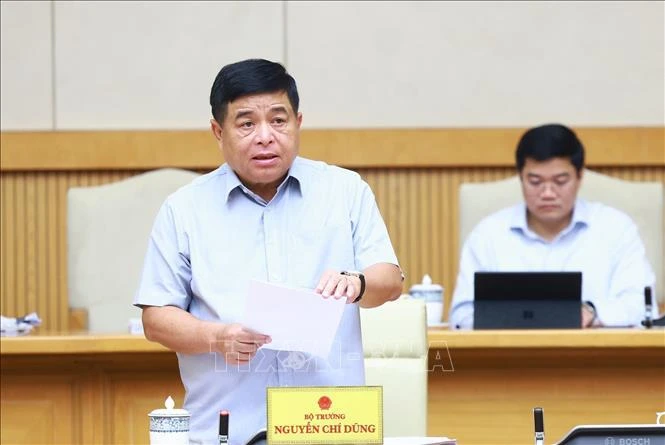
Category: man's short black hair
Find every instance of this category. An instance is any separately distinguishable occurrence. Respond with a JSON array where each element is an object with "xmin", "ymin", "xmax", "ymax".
[
  {"xmin": 210, "ymin": 59, "xmax": 300, "ymax": 124},
  {"xmin": 515, "ymin": 124, "xmax": 585, "ymax": 173}
]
